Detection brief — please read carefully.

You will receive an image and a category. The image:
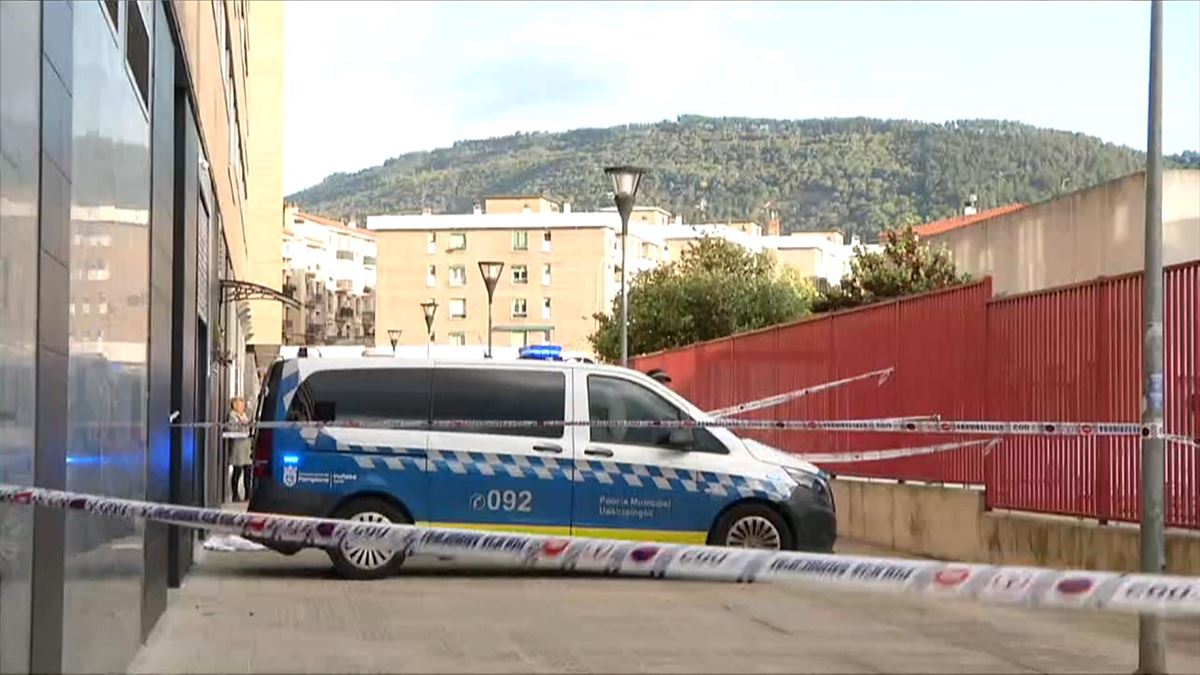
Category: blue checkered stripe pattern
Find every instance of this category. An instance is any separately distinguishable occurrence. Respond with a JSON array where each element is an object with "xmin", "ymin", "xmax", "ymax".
[{"xmin": 340, "ymin": 445, "xmax": 786, "ymax": 499}]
